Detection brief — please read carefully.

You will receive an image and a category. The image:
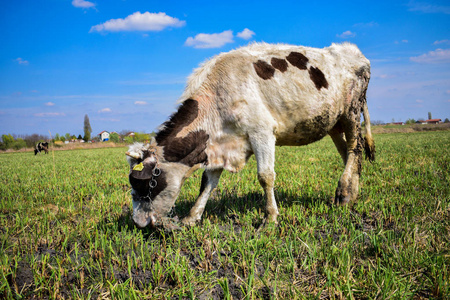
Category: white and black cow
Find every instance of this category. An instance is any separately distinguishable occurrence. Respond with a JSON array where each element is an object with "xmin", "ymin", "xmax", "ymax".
[
  {"xmin": 126, "ymin": 42, "xmax": 375, "ymax": 228},
  {"xmin": 35, "ymin": 142, "xmax": 49, "ymax": 155}
]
